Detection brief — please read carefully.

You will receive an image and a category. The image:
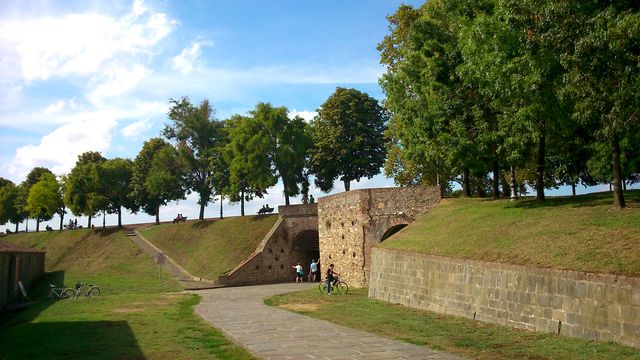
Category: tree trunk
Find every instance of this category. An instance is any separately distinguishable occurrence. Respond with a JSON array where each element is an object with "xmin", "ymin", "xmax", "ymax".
[
  {"xmin": 36, "ymin": 219, "xmax": 40, "ymax": 232},
  {"xmin": 282, "ymin": 177, "xmax": 290, "ymax": 206},
  {"xmin": 623, "ymin": 181, "xmax": 627, "ymax": 191},
  {"xmin": 536, "ymin": 131, "xmax": 546, "ymax": 201},
  {"xmin": 462, "ymin": 167, "xmax": 471, "ymax": 197},
  {"xmin": 59, "ymin": 213, "xmax": 64, "ymax": 231},
  {"xmin": 199, "ymin": 202, "xmax": 205, "ymax": 220},
  {"xmin": 25, "ymin": 219, "xmax": 28, "ymax": 232},
  {"xmin": 571, "ymin": 181, "xmax": 576, "ymax": 197},
  {"xmin": 88, "ymin": 215, "xmax": 92, "ymax": 229},
  {"xmin": 155, "ymin": 204, "xmax": 160, "ymax": 225},
  {"xmin": 103, "ymin": 212, "xmax": 106, "ymax": 229},
  {"xmin": 219, "ymin": 194, "xmax": 223, "ymax": 219},
  {"xmin": 510, "ymin": 165, "xmax": 518, "ymax": 201},
  {"xmin": 241, "ymin": 189, "xmax": 245, "ymax": 216},
  {"xmin": 343, "ymin": 178, "xmax": 351, "ymax": 192},
  {"xmin": 612, "ymin": 134, "xmax": 626, "ymax": 208},
  {"xmin": 492, "ymin": 158, "xmax": 500, "ymax": 200},
  {"xmin": 14, "ymin": 222, "xmax": 19, "ymax": 233},
  {"xmin": 117, "ymin": 206, "xmax": 122, "ymax": 228}
]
